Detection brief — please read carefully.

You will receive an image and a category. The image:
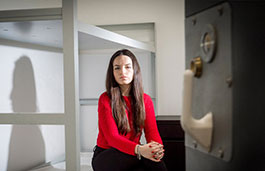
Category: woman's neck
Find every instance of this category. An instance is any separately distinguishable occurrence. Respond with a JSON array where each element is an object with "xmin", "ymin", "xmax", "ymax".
[{"xmin": 120, "ymin": 84, "xmax": 131, "ymax": 96}]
